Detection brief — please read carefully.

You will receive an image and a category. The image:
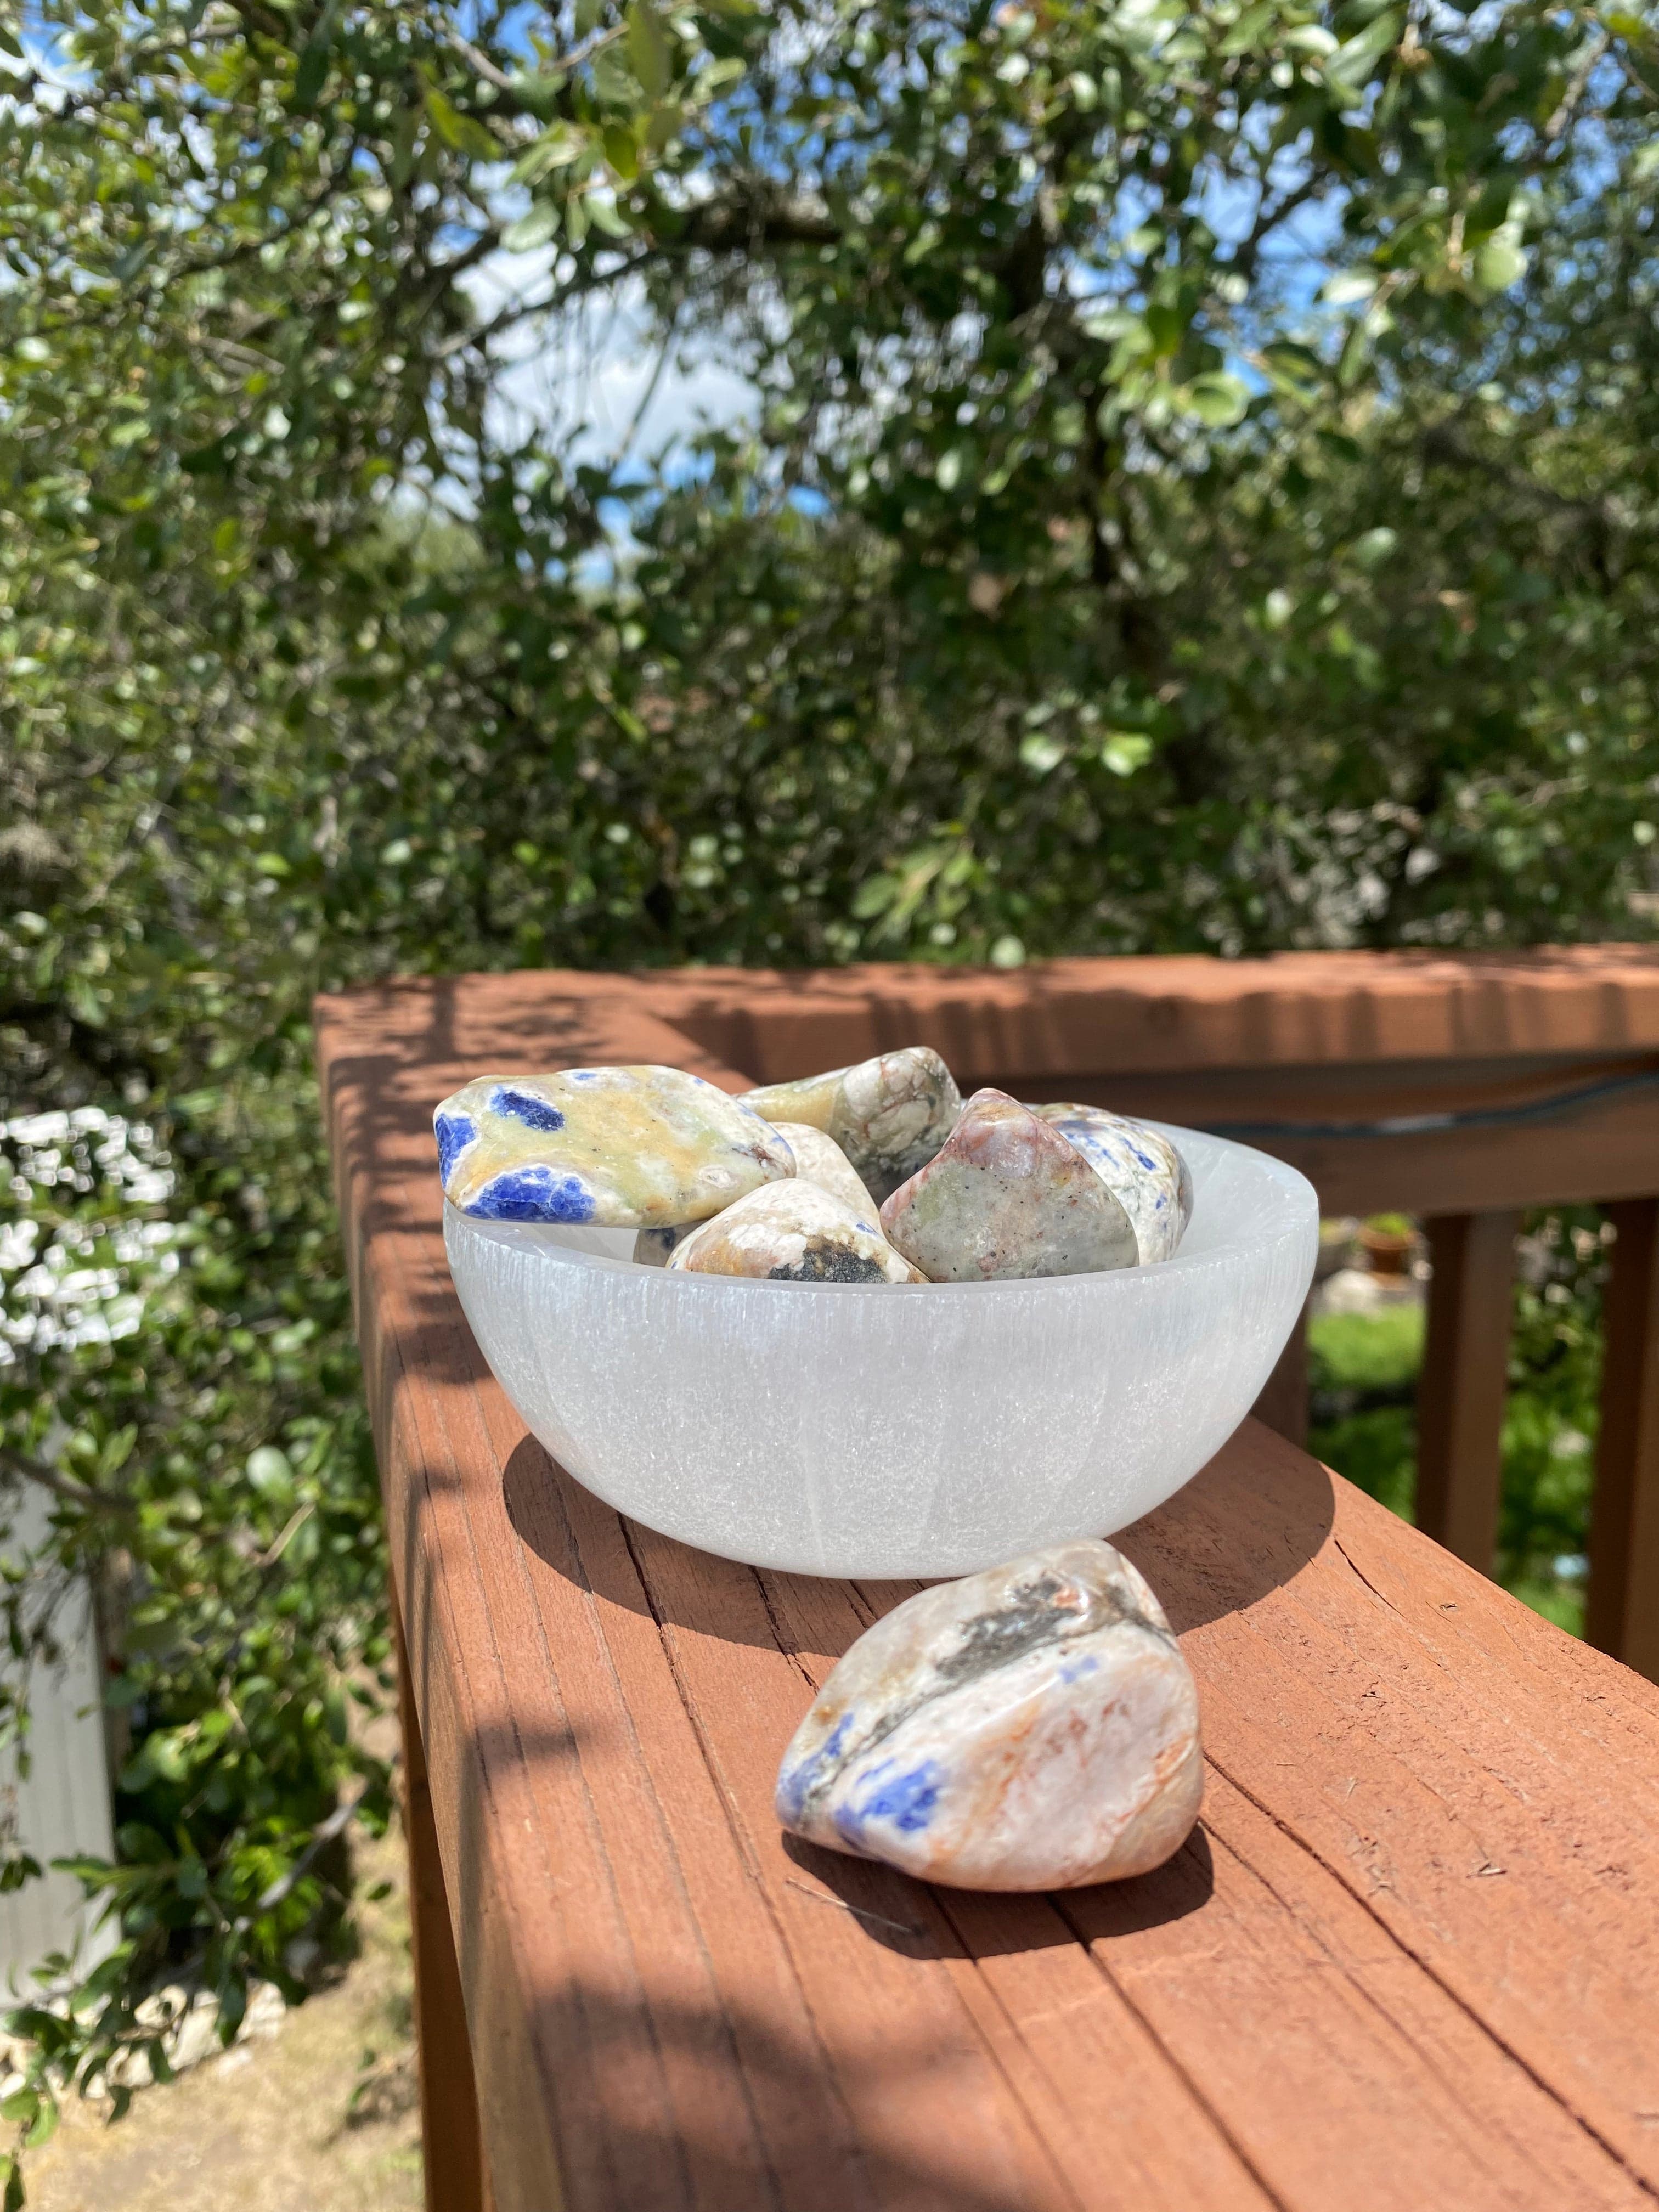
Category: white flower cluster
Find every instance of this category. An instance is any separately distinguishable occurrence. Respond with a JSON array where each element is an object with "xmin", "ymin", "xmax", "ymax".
[{"xmin": 1, "ymin": 1109, "xmax": 179, "ymax": 1365}]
